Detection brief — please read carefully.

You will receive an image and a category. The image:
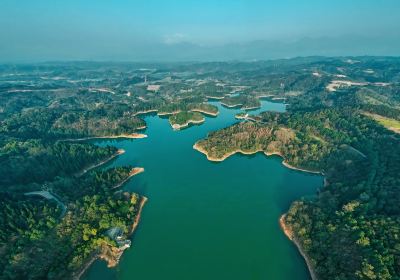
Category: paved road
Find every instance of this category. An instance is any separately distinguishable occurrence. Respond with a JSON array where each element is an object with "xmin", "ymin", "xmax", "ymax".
[{"xmin": 25, "ymin": 191, "xmax": 67, "ymax": 217}]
